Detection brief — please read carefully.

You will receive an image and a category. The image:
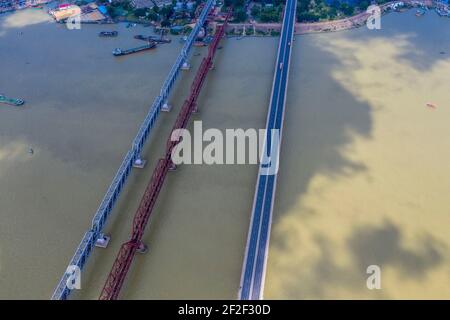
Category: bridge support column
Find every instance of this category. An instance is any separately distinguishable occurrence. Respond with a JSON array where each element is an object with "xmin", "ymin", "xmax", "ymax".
[
  {"xmin": 95, "ymin": 233, "xmax": 111, "ymax": 248},
  {"xmin": 169, "ymin": 161, "xmax": 177, "ymax": 171},
  {"xmin": 192, "ymin": 102, "xmax": 199, "ymax": 114},
  {"xmin": 133, "ymin": 157, "xmax": 147, "ymax": 169},
  {"xmin": 162, "ymin": 101, "xmax": 172, "ymax": 112},
  {"xmin": 136, "ymin": 242, "xmax": 148, "ymax": 254},
  {"xmin": 181, "ymin": 61, "xmax": 191, "ymax": 70}
]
